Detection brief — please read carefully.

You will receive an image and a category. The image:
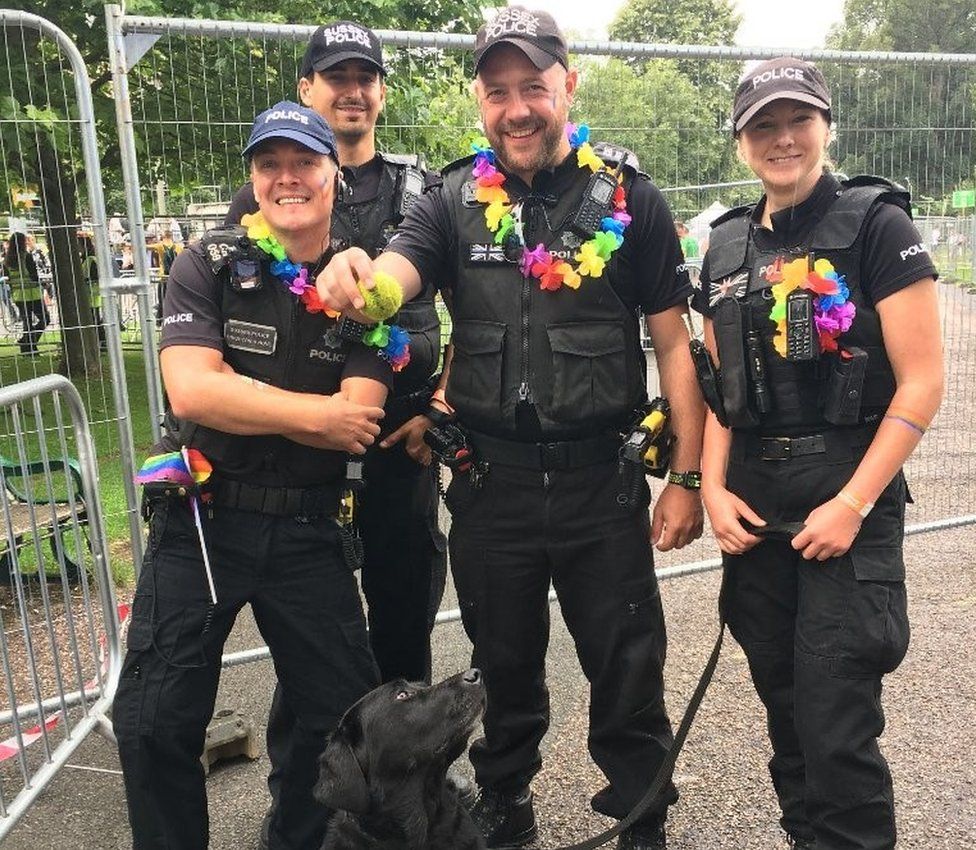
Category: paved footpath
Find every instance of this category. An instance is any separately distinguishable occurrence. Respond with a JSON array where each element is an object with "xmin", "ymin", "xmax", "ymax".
[{"xmin": 3, "ymin": 523, "xmax": 974, "ymax": 849}]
